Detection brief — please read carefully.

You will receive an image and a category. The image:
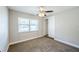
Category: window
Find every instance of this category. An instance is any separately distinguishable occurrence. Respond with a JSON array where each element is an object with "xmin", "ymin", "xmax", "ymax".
[
  {"xmin": 18, "ymin": 17, "xmax": 39, "ymax": 32},
  {"xmin": 30, "ymin": 20, "xmax": 38, "ymax": 31},
  {"xmin": 18, "ymin": 17, "xmax": 29, "ymax": 32}
]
